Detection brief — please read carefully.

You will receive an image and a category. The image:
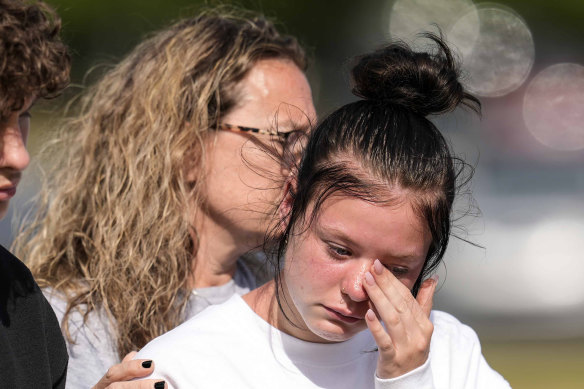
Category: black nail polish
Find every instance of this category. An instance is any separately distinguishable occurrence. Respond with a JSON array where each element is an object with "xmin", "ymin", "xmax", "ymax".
[
  {"xmin": 142, "ymin": 360, "xmax": 152, "ymax": 368},
  {"xmin": 154, "ymin": 381, "xmax": 165, "ymax": 389}
]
